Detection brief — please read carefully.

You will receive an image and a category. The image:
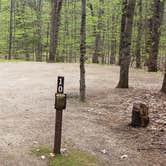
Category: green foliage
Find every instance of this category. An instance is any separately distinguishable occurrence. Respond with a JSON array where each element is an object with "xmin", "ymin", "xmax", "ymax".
[{"xmin": 0, "ymin": 0, "xmax": 165, "ymax": 64}]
